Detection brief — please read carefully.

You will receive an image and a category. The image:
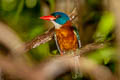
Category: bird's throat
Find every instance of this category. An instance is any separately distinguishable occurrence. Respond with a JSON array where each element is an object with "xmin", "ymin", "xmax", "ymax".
[
  {"xmin": 51, "ymin": 21, "xmax": 72, "ymax": 29},
  {"xmin": 51, "ymin": 21, "xmax": 62, "ymax": 29}
]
